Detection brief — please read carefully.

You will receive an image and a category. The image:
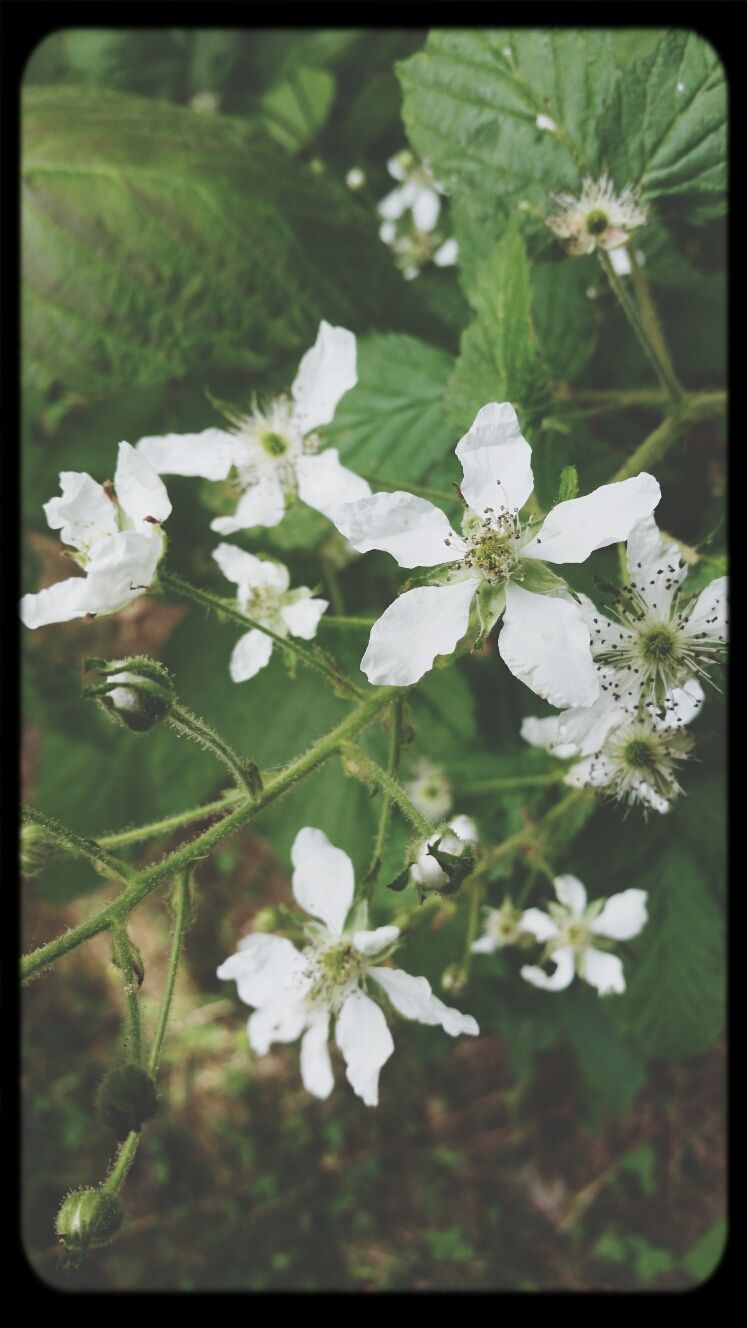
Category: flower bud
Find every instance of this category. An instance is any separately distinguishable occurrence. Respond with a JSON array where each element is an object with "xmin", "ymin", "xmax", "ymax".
[
  {"xmin": 253, "ymin": 907, "xmax": 282, "ymax": 933},
  {"xmin": 56, "ymin": 1188, "xmax": 124, "ymax": 1262},
  {"xmin": 96, "ymin": 1065, "xmax": 158, "ymax": 1139},
  {"xmin": 418, "ymin": 836, "xmax": 477, "ymax": 899},
  {"xmin": 20, "ymin": 822, "xmax": 56, "ymax": 877},
  {"xmin": 85, "ymin": 656, "xmax": 175, "ymax": 732},
  {"xmin": 441, "ymin": 962, "xmax": 468, "ymax": 995}
]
